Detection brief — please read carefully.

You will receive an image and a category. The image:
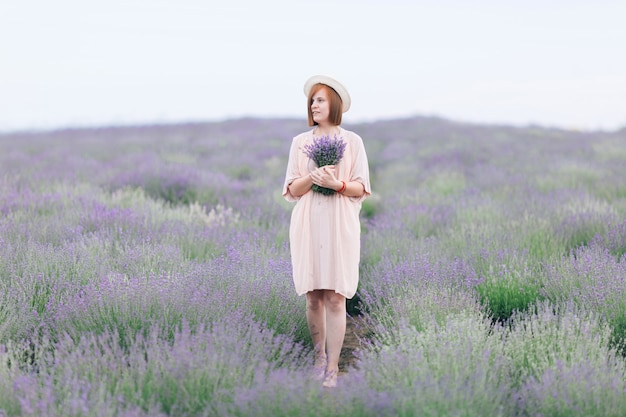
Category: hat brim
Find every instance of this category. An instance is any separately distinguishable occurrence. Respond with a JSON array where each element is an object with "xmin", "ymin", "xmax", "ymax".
[{"xmin": 303, "ymin": 75, "xmax": 351, "ymax": 113}]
